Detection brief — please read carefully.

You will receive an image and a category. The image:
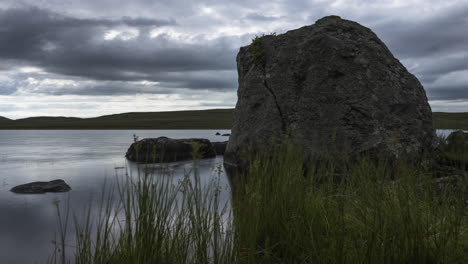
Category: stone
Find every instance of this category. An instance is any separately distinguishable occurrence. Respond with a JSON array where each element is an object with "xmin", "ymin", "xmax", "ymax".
[
  {"xmin": 125, "ymin": 137, "xmax": 216, "ymax": 163},
  {"xmin": 225, "ymin": 16, "xmax": 434, "ymax": 168},
  {"xmin": 222, "ymin": 134, "xmax": 230, "ymax": 137},
  {"xmin": 445, "ymin": 130, "xmax": 468, "ymax": 152},
  {"xmin": 216, "ymin": 132, "xmax": 221, "ymax": 135},
  {"xmin": 213, "ymin": 141, "xmax": 228, "ymax": 155},
  {"xmin": 10, "ymin": 179, "xmax": 71, "ymax": 194}
]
